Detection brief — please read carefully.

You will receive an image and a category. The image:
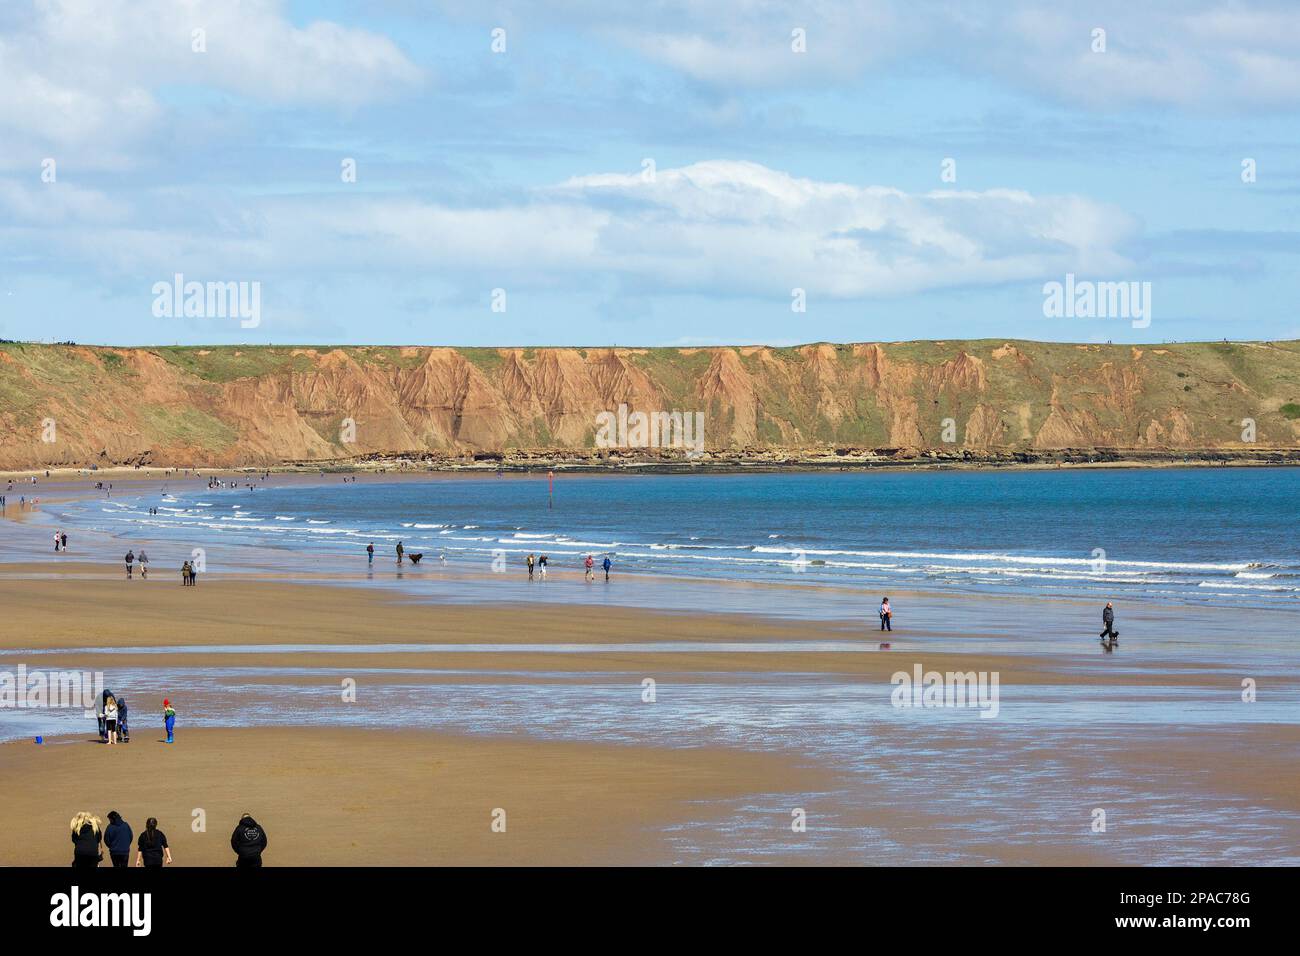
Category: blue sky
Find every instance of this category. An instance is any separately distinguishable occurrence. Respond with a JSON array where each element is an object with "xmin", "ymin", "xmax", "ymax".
[{"xmin": 0, "ymin": 0, "xmax": 1297, "ymax": 347}]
